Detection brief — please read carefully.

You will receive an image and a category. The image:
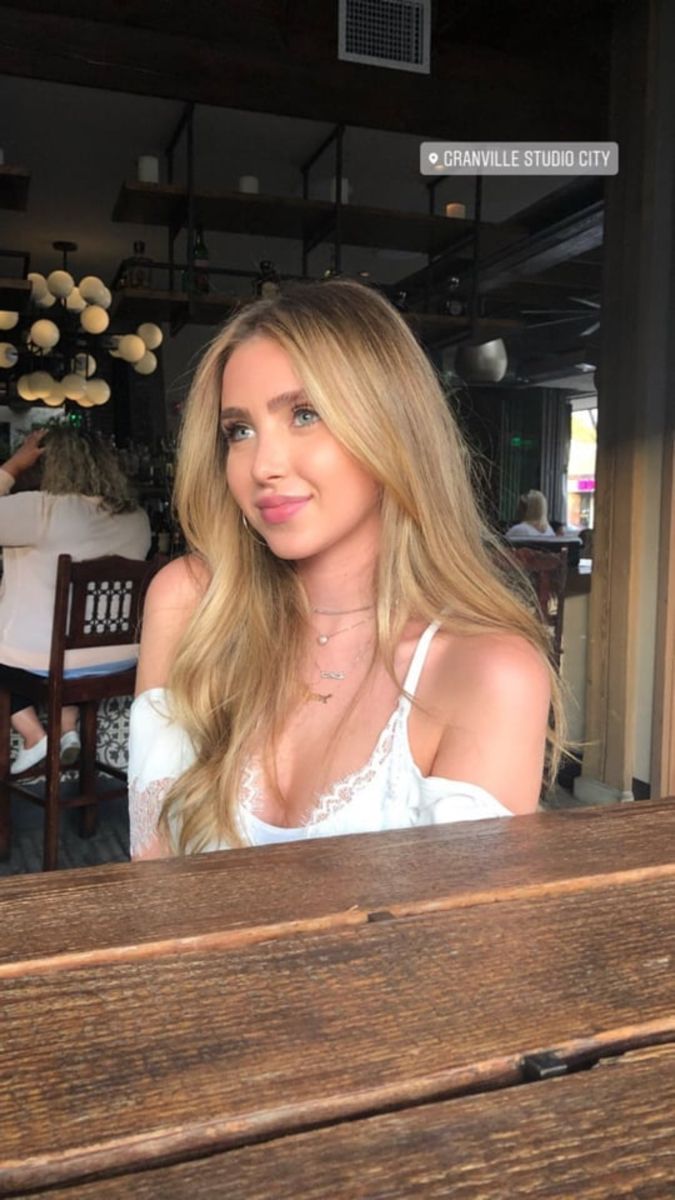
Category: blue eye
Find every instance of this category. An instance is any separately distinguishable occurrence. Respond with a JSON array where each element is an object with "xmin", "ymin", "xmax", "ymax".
[
  {"xmin": 222, "ymin": 422, "xmax": 252, "ymax": 443},
  {"xmin": 293, "ymin": 406, "xmax": 320, "ymax": 426}
]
